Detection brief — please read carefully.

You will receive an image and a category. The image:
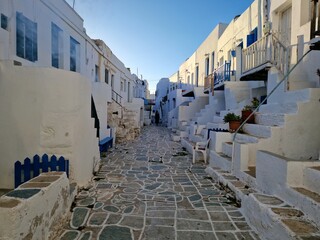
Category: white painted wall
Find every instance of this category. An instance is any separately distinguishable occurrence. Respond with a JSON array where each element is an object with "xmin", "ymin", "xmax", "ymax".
[
  {"xmin": 92, "ymin": 82, "xmax": 112, "ymax": 139},
  {"xmin": 267, "ymin": 0, "xmax": 320, "ymax": 90},
  {"xmin": 0, "ymin": 62, "xmax": 100, "ymax": 189}
]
